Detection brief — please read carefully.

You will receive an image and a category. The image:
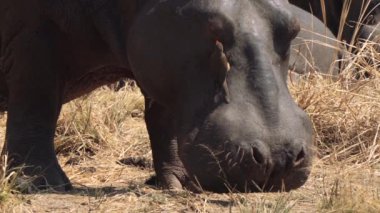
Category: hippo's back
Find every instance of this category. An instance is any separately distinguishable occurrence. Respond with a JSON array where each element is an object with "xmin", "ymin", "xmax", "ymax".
[{"xmin": 290, "ymin": 4, "xmax": 341, "ymax": 75}]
